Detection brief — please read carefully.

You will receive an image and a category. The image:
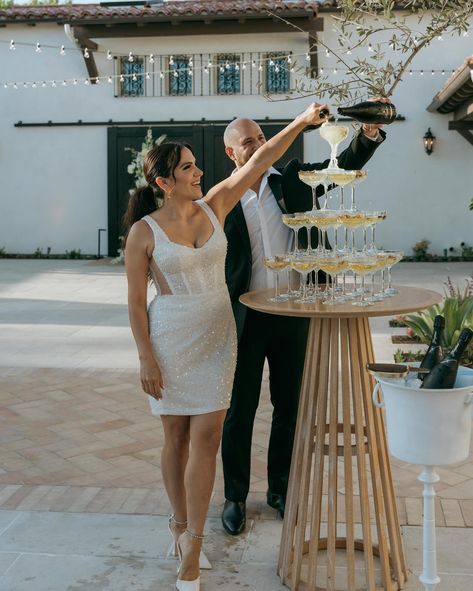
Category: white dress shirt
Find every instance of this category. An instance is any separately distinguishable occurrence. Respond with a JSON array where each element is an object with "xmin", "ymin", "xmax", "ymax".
[{"xmin": 240, "ymin": 167, "xmax": 293, "ymax": 290}]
